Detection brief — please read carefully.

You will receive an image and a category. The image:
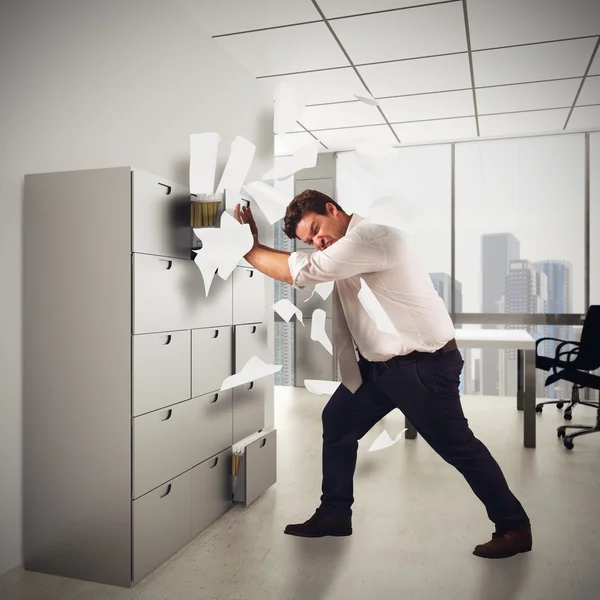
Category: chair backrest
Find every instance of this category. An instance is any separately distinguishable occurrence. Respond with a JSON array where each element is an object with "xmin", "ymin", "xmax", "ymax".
[{"xmin": 577, "ymin": 305, "xmax": 600, "ymax": 370}]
